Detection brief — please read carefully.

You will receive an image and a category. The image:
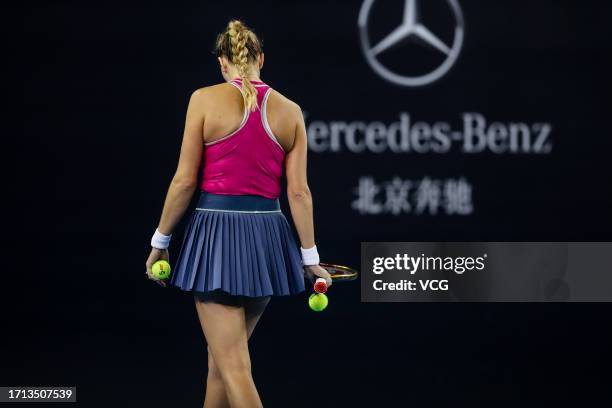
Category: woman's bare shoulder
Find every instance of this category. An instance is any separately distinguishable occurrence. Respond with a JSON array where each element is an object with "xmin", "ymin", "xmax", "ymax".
[
  {"xmin": 268, "ymin": 87, "xmax": 302, "ymax": 117},
  {"xmin": 190, "ymin": 82, "xmax": 238, "ymax": 99}
]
